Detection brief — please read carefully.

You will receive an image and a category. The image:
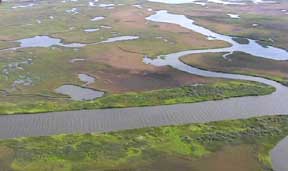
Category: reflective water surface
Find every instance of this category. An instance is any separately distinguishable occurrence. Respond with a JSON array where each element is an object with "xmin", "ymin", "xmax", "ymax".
[
  {"xmin": 0, "ymin": 8, "xmax": 287, "ymax": 171},
  {"xmin": 17, "ymin": 36, "xmax": 86, "ymax": 48},
  {"xmin": 55, "ymin": 85, "xmax": 104, "ymax": 101},
  {"xmin": 100, "ymin": 36, "xmax": 140, "ymax": 43},
  {"xmin": 146, "ymin": 10, "xmax": 288, "ymax": 60},
  {"xmin": 78, "ymin": 74, "xmax": 96, "ymax": 85}
]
